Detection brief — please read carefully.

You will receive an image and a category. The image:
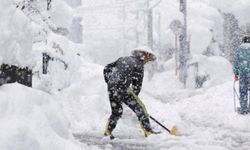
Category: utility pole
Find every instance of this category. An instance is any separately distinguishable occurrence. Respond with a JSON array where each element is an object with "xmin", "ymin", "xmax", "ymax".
[
  {"xmin": 158, "ymin": 13, "xmax": 161, "ymax": 50},
  {"xmin": 47, "ymin": 0, "xmax": 52, "ymax": 10},
  {"xmin": 170, "ymin": 19, "xmax": 182, "ymax": 76},
  {"xmin": 135, "ymin": 11, "xmax": 140, "ymax": 47},
  {"xmin": 147, "ymin": 0, "xmax": 153, "ymax": 50},
  {"xmin": 175, "ymin": 32, "xmax": 178, "ymax": 75},
  {"xmin": 179, "ymin": 0, "xmax": 189, "ymax": 87},
  {"xmin": 146, "ymin": 0, "xmax": 162, "ymax": 50},
  {"xmin": 122, "ymin": 0, "xmax": 126, "ymax": 55}
]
